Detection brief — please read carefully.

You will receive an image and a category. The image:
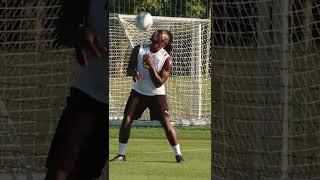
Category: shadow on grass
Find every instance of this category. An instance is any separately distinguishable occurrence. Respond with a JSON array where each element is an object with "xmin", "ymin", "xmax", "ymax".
[{"xmin": 114, "ymin": 160, "xmax": 178, "ymax": 164}]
